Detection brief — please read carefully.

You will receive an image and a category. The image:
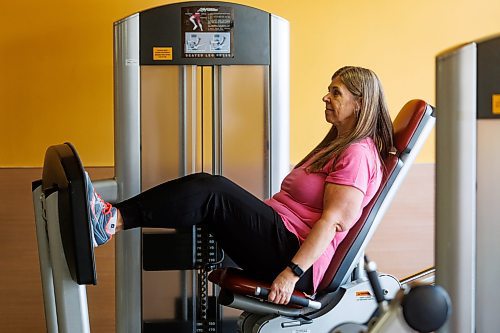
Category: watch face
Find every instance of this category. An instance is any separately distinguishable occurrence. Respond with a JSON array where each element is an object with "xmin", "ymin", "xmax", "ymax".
[{"xmin": 289, "ymin": 263, "xmax": 304, "ymax": 277}]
